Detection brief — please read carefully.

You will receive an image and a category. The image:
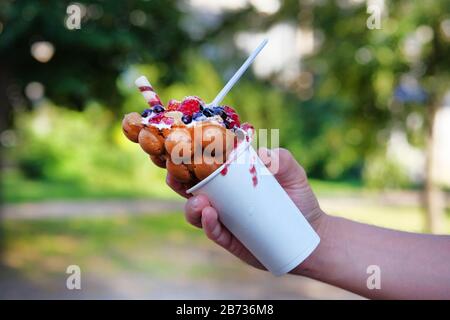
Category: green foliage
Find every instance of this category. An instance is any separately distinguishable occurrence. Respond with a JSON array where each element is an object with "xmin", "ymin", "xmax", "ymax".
[
  {"xmin": 2, "ymin": 0, "xmax": 449, "ymax": 192},
  {"xmin": 0, "ymin": 0, "xmax": 189, "ymax": 112},
  {"xmin": 11, "ymin": 102, "xmax": 177, "ymax": 200},
  {"xmin": 363, "ymin": 152, "xmax": 411, "ymax": 189}
]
